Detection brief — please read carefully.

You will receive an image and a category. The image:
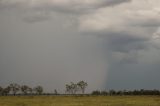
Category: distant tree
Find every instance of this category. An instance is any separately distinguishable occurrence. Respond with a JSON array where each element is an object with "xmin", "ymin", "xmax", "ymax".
[
  {"xmin": 2, "ymin": 86, "xmax": 10, "ymax": 96},
  {"xmin": 140, "ymin": 89, "xmax": 144, "ymax": 95},
  {"xmin": 28, "ymin": 87, "xmax": 33, "ymax": 95},
  {"xmin": 116, "ymin": 91, "xmax": 123, "ymax": 95},
  {"xmin": 77, "ymin": 81, "xmax": 88, "ymax": 94},
  {"xmin": 54, "ymin": 89, "xmax": 58, "ymax": 95},
  {"xmin": 123, "ymin": 90, "xmax": 128, "ymax": 95},
  {"xmin": 65, "ymin": 84, "xmax": 71, "ymax": 94},
  {"xmin": 91, "ymin": 90, "xmax": 101, "ymax": 95},
  {"xmin": 109, "ymin": 89, "xmax": 116, "ymax": 96},
  {"xmin": 65, "ymin": 82, "xmax": 78, "ymax": 94},
  {"xmin": 0, "ymin": 86, "xmax": 3, "ymax": 95},
  {"xmin": 70, "ymin": 82, "xmax": 78, "ymax": 94},
  {"xmin": 21, "ymin": 85, "xmax": 30, "ymax": 95},
  {"xmin": 9, "ymin": 83, "xmax": 20, "ymax": 95},
  {"xmin": 34, "ymin": 86, "xmax": 43, "ymax": 95},
  {"xmin": 101, "ymin": 91, "xmax": 108, "ymax": 95}
]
